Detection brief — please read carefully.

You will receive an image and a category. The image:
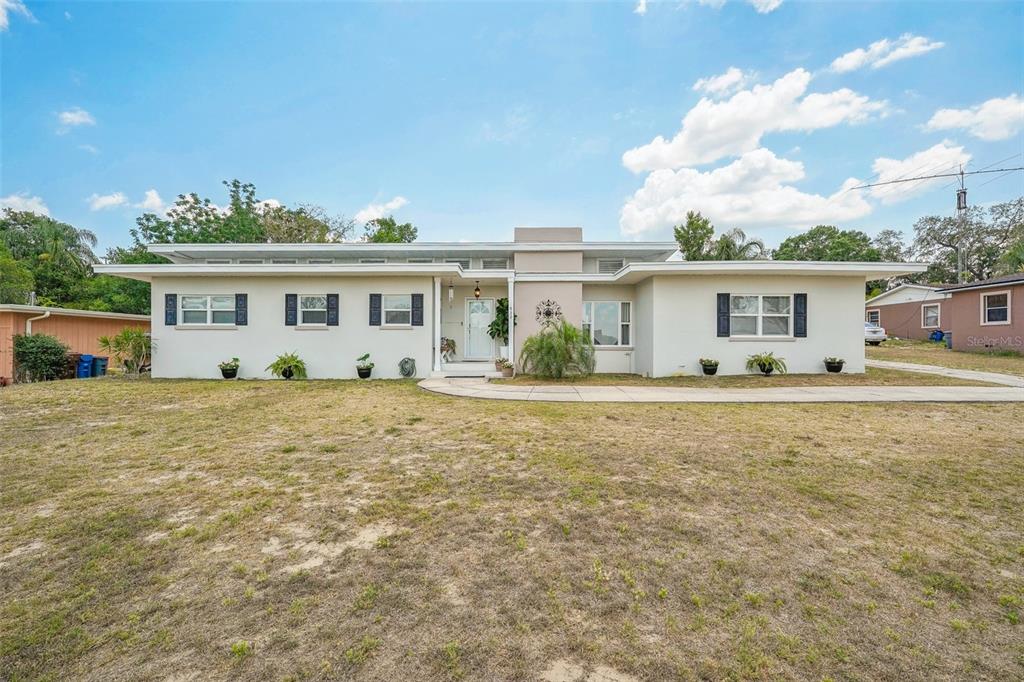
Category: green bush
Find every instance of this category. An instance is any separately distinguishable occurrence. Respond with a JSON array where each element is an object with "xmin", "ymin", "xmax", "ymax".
[
  {"xmin": 98, "ymin": 328, "xmax": 152, "ymax": 377},
  {"xmin": 13, "ymin": 334, "xmax": 69, "ymax": 382},
  {"xmin": 519, "ymin": 319, "xmax": 595, "ymax": 379}
]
